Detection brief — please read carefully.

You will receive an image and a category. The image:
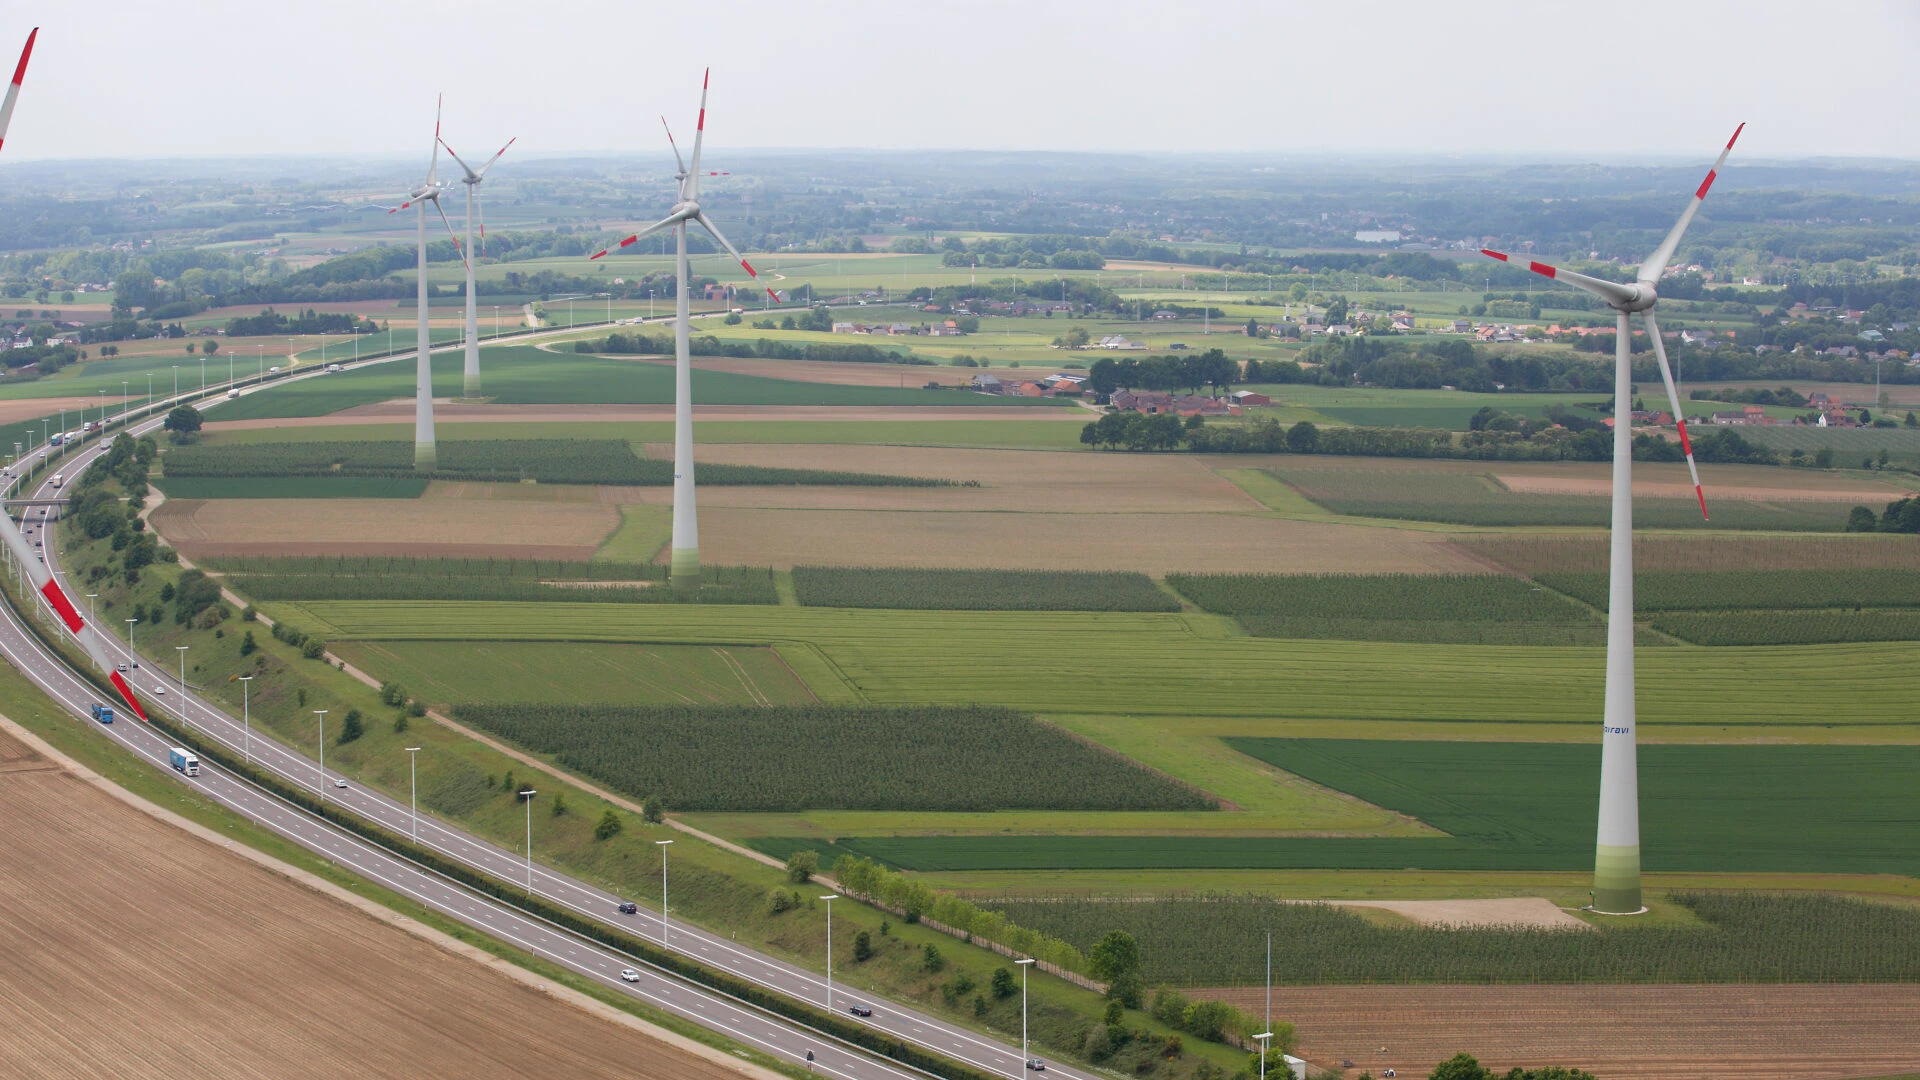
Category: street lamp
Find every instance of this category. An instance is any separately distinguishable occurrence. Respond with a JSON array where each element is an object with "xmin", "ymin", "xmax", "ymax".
[
  {"xmin": 171, "ymin": 364, "xmax": 178, "ymax": 401},
  {"xmin": 819, "ymin": 894, "xmax": 839, "ymax": 1009},
  {"xmin": 124, "ymin": 617, "xmax": 137, "ymax": 664},
  {"xmin": 406, "ymin": 747, "xmax": 423, "ymax": 841},
  {"xmin": 1254, "ymin": 1032, "xmax": 1273, "ymax": 1080},
  {"xmin": 84, "ymin": 592, "xmax": 97, "ymax": 621},
  {"xmin": 655, "ymin": 839, "xmax": 673, "ymax": 944},
  {"xmin": 520, "ymin": 790, "xmax": 538, "ymax": 893},
  {"xmin": 1016, "ymin": 958, "xmax": 1036, "ymax": 1065},
  {"xmin": 174, "ymin": 645, "xmax": 190, "ymax": 722},
  {"xmin": 314, "ymin": 710, "xmax": 328, "ymax": 801},
  {"xmin": 238, "ymin": 675, "xmax": 253, "ymax": 765}
]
